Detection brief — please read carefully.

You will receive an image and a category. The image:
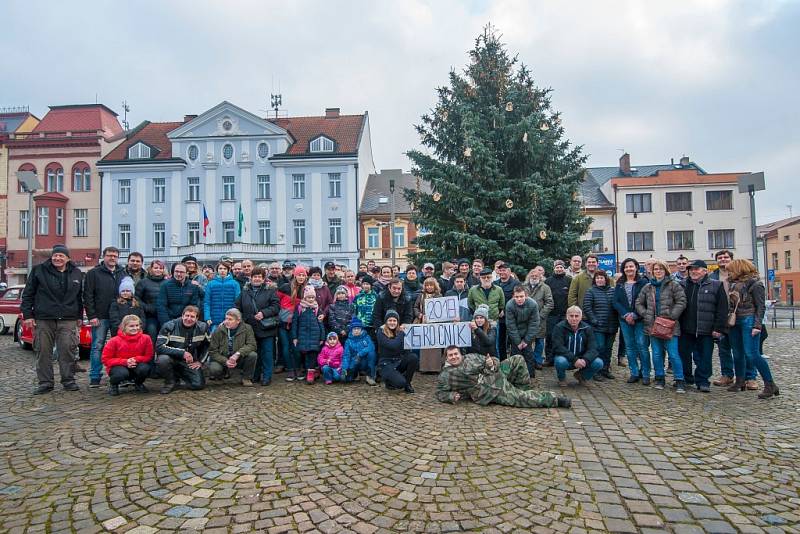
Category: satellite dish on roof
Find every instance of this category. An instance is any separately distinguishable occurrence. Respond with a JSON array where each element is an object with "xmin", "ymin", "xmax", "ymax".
[{"xmin": 378, "ymin": 197, "xmax": 389, "ymax": 204}]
